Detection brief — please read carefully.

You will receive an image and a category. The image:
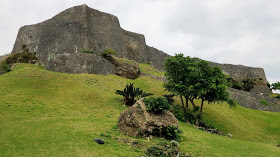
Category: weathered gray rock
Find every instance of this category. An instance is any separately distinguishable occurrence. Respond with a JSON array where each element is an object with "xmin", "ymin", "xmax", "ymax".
[
  {"xmin": 47, "ymin": 53, "xmax": 115, "ymax": 75},
  {"xmin": 113, "ymin": 58, "xmax": 140, "ymax": 79},
  {"xmin": 11, "ymin": 4, "xmax": 169, "ymax": 75},
  {"xmin": 229, "ymin": 88, "xmax": 280, "ymax": 112},
  {"xmin": 118, "ymin": 99, "xmax": 179, "ymax": 137}
]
